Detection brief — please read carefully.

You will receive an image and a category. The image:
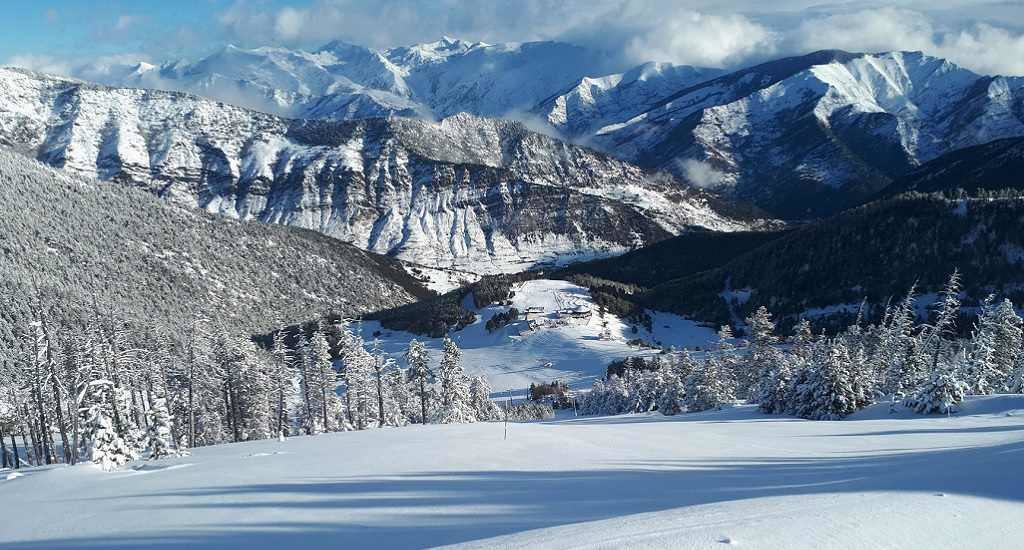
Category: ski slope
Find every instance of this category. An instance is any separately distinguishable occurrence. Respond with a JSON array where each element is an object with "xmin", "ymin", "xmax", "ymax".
[
  {"xmin": 363, "ymin": 280, "xmax": 718, "ymax": 395},
  {"xmin": 2, "ymin": 395, "xmax": 1023, "ymax": 548}
]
